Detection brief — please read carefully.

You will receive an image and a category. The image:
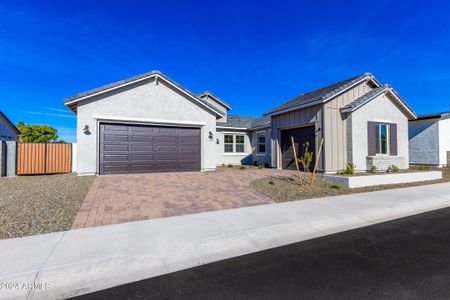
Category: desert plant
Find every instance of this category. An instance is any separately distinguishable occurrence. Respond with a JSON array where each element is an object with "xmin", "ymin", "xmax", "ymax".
[
  {"xmin": 297, "ymin": 142, "xmax": 314, "ymax": 184},
  {"xmin": 221, "ymin": 163, "xmax": 226, "ymax": 167},
  {"xmin": 419, "ymin": 165, "xmax": 430, "ymax": 171},
  {"xmin": 239, "ymin": 165, "xmax": 246, "ymax": 170},
  {"xmin": 227, "ymin": 163, "xmax": 233, "ymax": 168},
  {"xmin": 257, "ymin": 163, "xmax": 265, "ymax": 169},
  {"xmin": 269, "ymin": 180, "xmax": 275, "ymax": 185},
  {"xmin": 370, "ymin": 166, "xmax": 377, "ymax": 174},
  {"xmin": 388, "ymin": 164, "xmax": 399, "ymax": 173},
  {"xmin": 330, "ymin": 184, "xmax": 340, "ymax": 189}
]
